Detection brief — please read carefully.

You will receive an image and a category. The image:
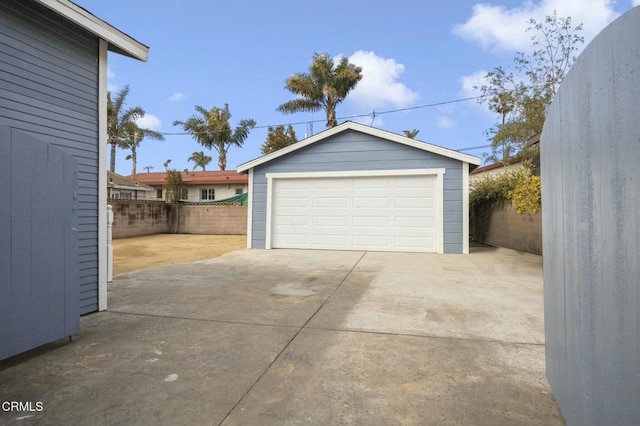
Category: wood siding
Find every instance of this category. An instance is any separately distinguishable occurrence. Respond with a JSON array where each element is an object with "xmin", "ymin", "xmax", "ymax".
[
  {"xmin": 251, "ymin": 129, "xmax": 464, "ymax": 253},
  {"xmin": 0, "ymin": 0, "xmax": 100, "ymax": 314},
  {"xmin": 0, "ymin": 127, "xmax": 80, "ymax": 360}
]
